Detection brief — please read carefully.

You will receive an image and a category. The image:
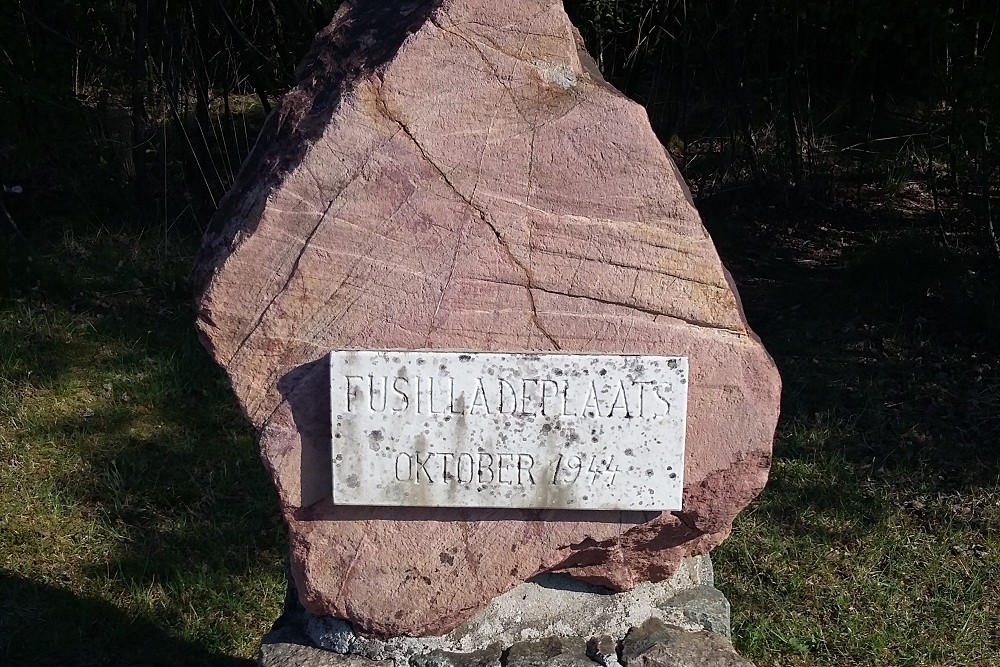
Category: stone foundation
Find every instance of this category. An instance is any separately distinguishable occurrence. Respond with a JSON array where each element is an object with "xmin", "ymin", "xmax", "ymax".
[{"xmin": 260, "ymin": 556, "xmax": 753, "ymax": 667}]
